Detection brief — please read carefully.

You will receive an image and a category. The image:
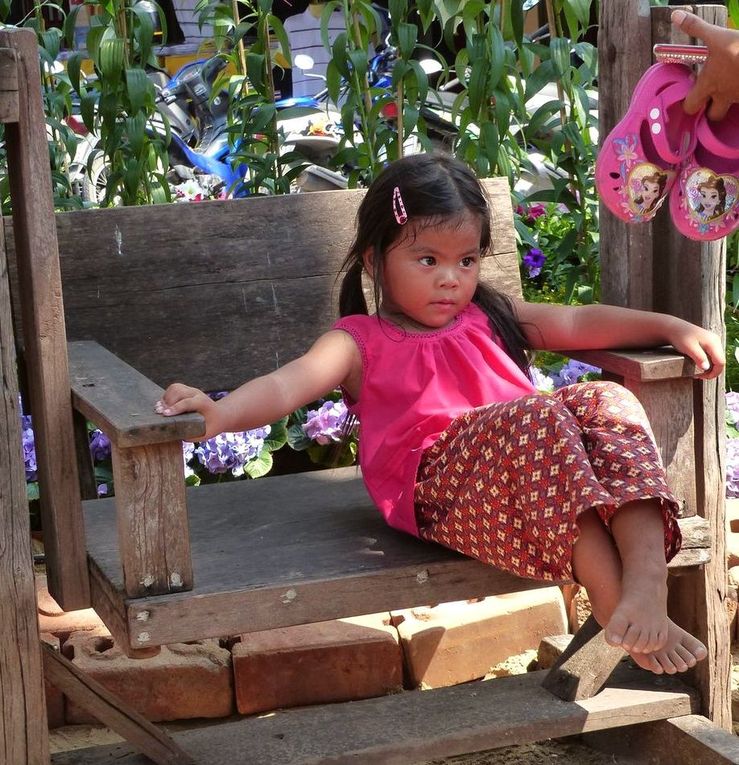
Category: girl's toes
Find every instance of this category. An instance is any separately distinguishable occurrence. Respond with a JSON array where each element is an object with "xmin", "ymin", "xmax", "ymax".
[
  {"xmin": 630, "ymin": 651, "xmax": 663, "ymax": 674},
  {"xmin": 666, "ymin": 649, "xmax": 689, "ymax": 673},
  {"xmin": 652, "ymin": 651, "xmax": 679, "ymax": 675},
  {"xmin": 674, "ymin": 643, "xmax": 697, "ymax": 668},
  {"xmin": 604, "ymin": 615, "xmax": 629, "ymax": 647},
  {"xmin": 621, "ymin": 623, "xmax": 644, "ymax": 652}
]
